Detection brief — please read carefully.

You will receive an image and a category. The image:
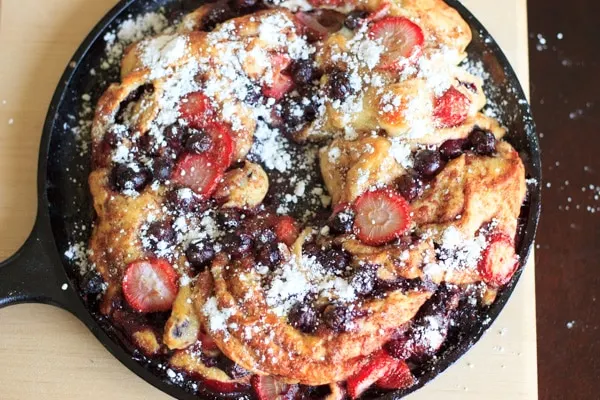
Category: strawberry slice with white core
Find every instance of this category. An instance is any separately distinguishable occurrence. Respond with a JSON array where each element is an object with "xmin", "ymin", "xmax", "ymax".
[
  {"xmin": 375, "ymin": 357, "xmax": 415, "ymax": 390},
  {"xmin": 179, "ymin": 91, "xmax": 215, "ymax": 130},
  {"xmin": 433, "ymin": 86, "xmax": 471, "ymax": 128},
  {"xmin": 353, "ymin": 189, "xmax": 411, "ymax": 246},
  {"xmin": 368, "ymin": 16, "xmax": 424, "ymax": 71},
  {"xmin": 262, "ymin": 54, "xmax": 294, "ymax": 100},
  {"xmin": 347, "ymin": 350, "xmax": 397, "ymax": 399},
  {"xmin": 171, "ymin": 153, "xmax": 224, "ymax": 196},
  {"xmin": 122, "ymin": 259, "xmax": 178, "ymax": 313},
  {"xmin": 252, "ymin": 375, "xmax": 298, "ymax": 400},
  {"xmin": 478, "ymin": 233, "xmax": 518, "ymax": 287}
]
